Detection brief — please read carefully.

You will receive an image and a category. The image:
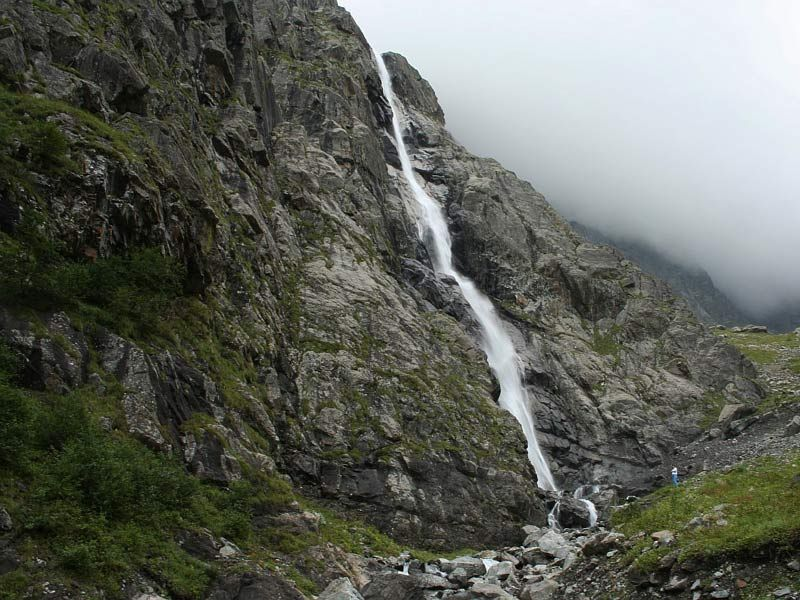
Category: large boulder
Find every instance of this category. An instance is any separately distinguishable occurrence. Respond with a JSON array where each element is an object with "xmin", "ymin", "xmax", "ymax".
[{"xmin": 318, "ymin": 578, "xmax": 364, "ymax": 600}]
